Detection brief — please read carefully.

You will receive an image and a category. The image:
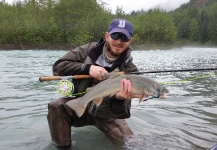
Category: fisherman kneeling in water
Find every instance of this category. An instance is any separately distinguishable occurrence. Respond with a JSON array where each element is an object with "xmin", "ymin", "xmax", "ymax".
[{"xmin": 47, "ymin": 19, "xmax": 140, "ymax": 147}]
